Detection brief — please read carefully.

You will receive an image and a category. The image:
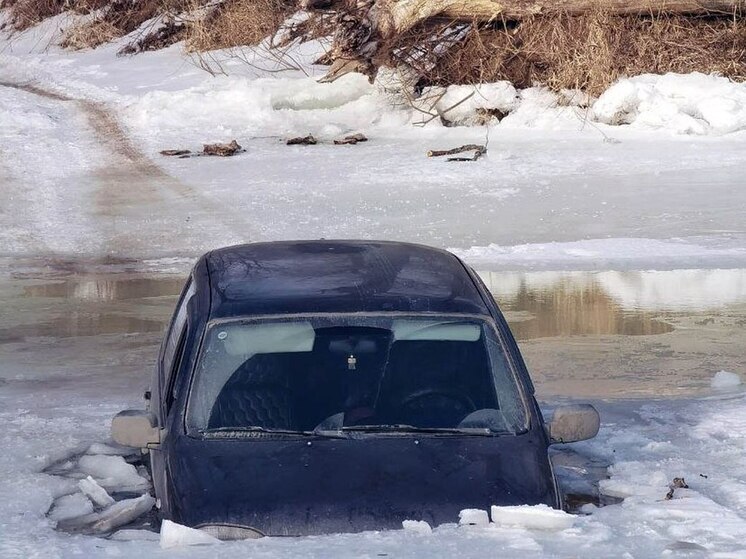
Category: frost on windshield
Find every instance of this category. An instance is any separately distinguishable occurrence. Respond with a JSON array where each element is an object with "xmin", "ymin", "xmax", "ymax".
[{"xmin": 186, "ymin": 315, "xmax": 527, "ymax": 434}]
